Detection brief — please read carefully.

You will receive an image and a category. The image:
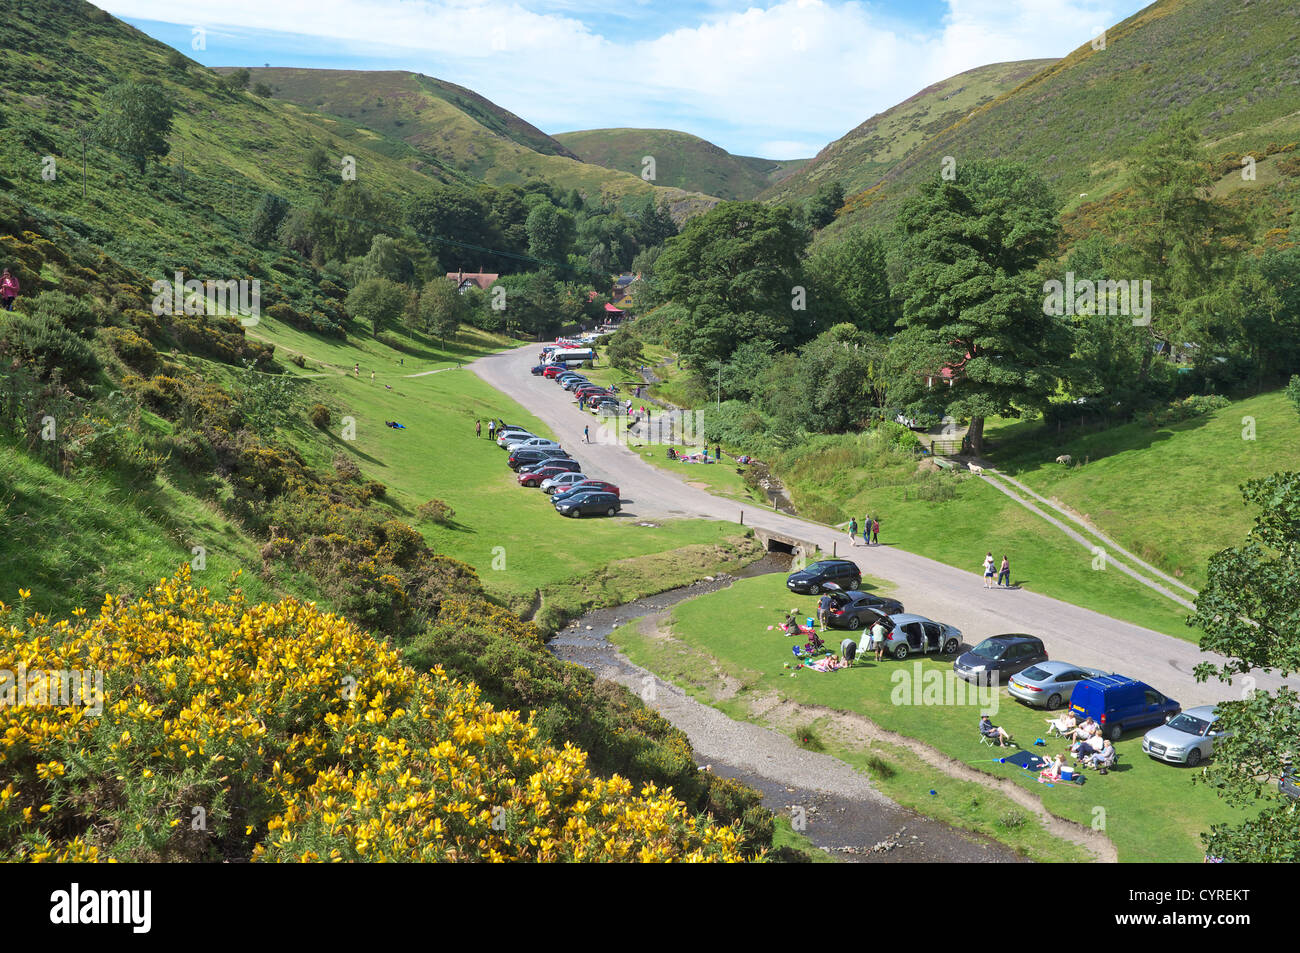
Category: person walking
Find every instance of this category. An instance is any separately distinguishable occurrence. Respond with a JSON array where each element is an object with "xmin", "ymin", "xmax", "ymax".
[
  {"xmin": 848, "ymin": 517, "xmax": 859, "ymax": 546},
  {"xmin": 862, "ymin": 514, "xmax": 872, "ymax": 546},
  {"xmin": 353, "ymin": 363, "xmax": 359, "ymax": 377},
  {"xmin": 997, "ymin": 554, "xmax": 1011, "ymax": 588},
  {"xmin": 983, "ymin": 552, "xmax": 995, "ymax": 589},
  {"xmin": 871, "ymin": 517, "xmax": 880, "ymax": 545},
  {"xmin": 0, "ymin": 268, "xmax": 19, "ymax": 311},
  {"xmin": 584, "ymin": 424, "xmax": 590, "ymax": 444},
  {"xmin": 475, "ymin": 419, "xmax": 481, "ymax": 438}
]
